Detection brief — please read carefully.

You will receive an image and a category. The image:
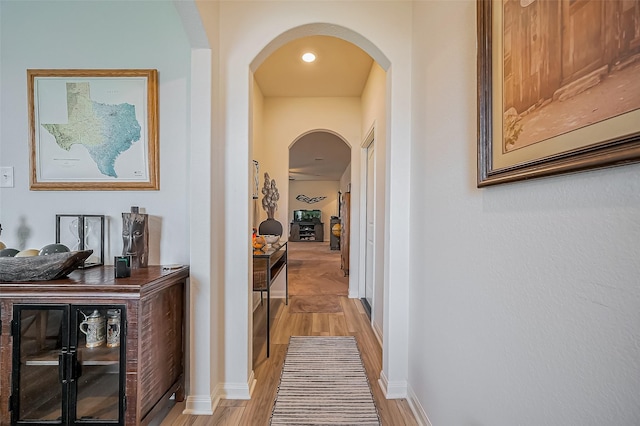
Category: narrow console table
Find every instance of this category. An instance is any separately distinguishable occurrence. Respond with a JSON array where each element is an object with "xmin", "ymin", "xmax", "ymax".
[
  {"xmin": 0, "ymin": 265, "xmax": 189, "ymax": 426},
  {"xmin": 253, "ymin": 242, "xmax": 288, "ymax": 357}
]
